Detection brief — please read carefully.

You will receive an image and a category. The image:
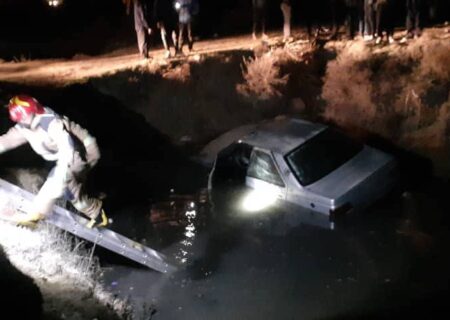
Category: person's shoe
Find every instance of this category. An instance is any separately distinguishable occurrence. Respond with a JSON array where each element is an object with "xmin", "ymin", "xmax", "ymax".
[
  {"xmin": 252, "ymin": 32, "xmax": 257, "ymax": 40},
  {"xmin": 86, "ymin": 209, "xmax": 110, "ymax": 229},
  {"xmin": 388, "ymin": 36, "xmax": 395, "ymax": 44},
  {"xmin": 164, "ymin": 50, "xmax": 171, "ymax": 59},
  {"xmin": 141, "ymin": 52, "xmax": 152, "ymax": 61},
  {"xmin": 375, "ymin": 37, "xmax": 382, "ymax": 45},
  {"xmin": 97, "ymin": 209, "xmax": 109, "ymax": 227},
  {"xmin": 363, "ymin": 35, "xmax": 373, "ymax": 41},
  {"xmin": 15, "ymin": 212, "xmax": 45, "ymax": 228},
  {"xmin": 399, "ymin": 37, "xmax": 408, "ymax": 44}
]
